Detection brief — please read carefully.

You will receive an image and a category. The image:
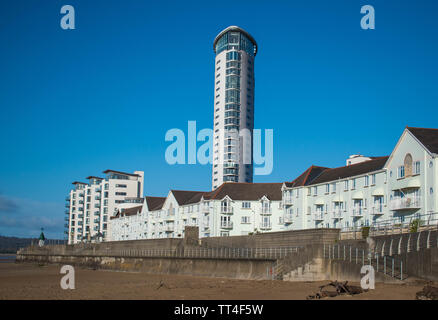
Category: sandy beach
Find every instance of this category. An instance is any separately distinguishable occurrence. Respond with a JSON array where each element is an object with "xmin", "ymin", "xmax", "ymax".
[{"xmin": 0, "ymin": 262, "xmax": 430, "ymax": 300}]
